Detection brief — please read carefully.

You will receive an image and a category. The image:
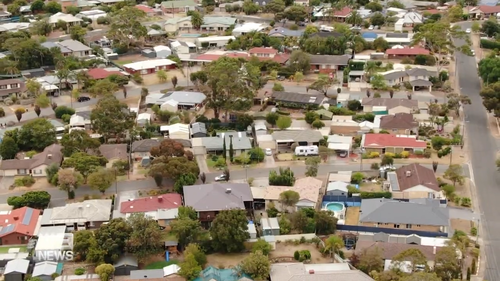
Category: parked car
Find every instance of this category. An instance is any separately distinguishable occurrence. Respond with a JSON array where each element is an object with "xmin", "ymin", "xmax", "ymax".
[
  {"xmin": 368, "ymin": 25, "xmax": 374, "ymax": 30},
  {"xmin": 466, "ymin": 28, "xmax": 471, "ymax": 33},
  {"xmin": 277, "ymin": 76, "xmax": 286, "ymax": 81},
  {"xmin": 265, "ymin": 148, "xmax": 272, "ymax": 156},
  {"xmin": 471, "ymin": 49, "xmax": 476, "ymax": 56},
  {"xmin": 215, "ymin": 174, "xmax": 227, "ymax": 181},
  {"xmin": 78, "ymin": 96, "xmax": 91, "ymax": 102}
]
